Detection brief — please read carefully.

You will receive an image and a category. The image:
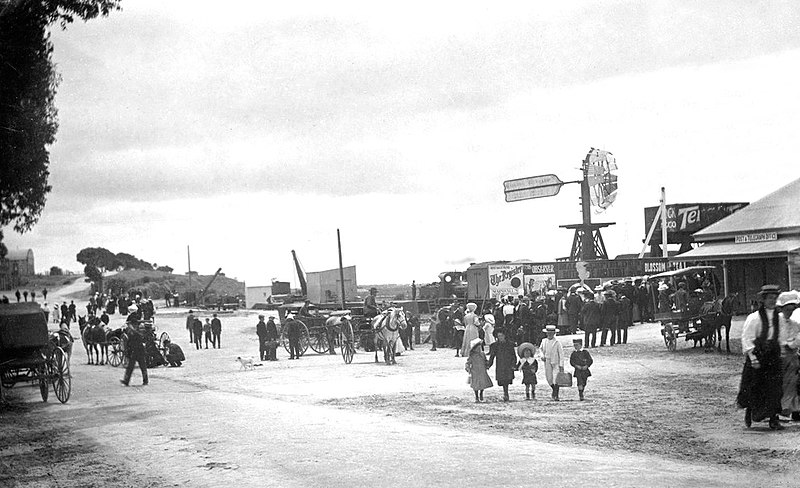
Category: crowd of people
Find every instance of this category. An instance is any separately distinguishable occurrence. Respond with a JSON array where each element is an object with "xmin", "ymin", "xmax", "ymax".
[
  {"xmin": 185, "ymin": 310, "xmax": 223, "ymax": 350},
  {"xmin": 0, "ymin": 288, "xmax": 48, "ymax": 304}
]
